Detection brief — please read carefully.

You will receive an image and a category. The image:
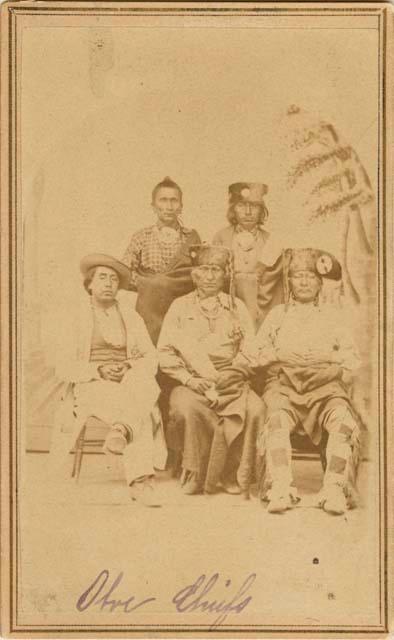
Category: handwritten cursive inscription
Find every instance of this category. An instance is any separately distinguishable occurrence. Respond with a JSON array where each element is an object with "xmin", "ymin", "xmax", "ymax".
[
  {"xmin": 76, "ymin": 570, "xmax": 256, "ymax": 627},
  {"xmin": 76, "ymin": 570, "xmax": 156, "ymax": 613},
  {"xmin": 173, "ymin": 572, "xmax": 256, "ymax": 627}
]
